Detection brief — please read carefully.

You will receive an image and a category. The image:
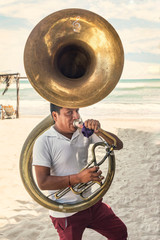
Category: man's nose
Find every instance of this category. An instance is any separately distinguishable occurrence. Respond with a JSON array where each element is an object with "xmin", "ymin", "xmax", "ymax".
[{"xmin": 73, "ymin": 111, "xmax": 80, "ymax": 119}]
